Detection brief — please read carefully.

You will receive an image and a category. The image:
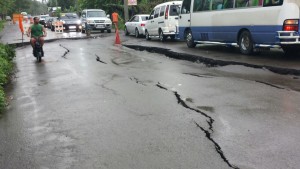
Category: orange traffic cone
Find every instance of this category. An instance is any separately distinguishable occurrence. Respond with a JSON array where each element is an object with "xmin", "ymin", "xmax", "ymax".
[{"xmin": 115, "ymin": 29, "xmax": 121, "ymax": 45}]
